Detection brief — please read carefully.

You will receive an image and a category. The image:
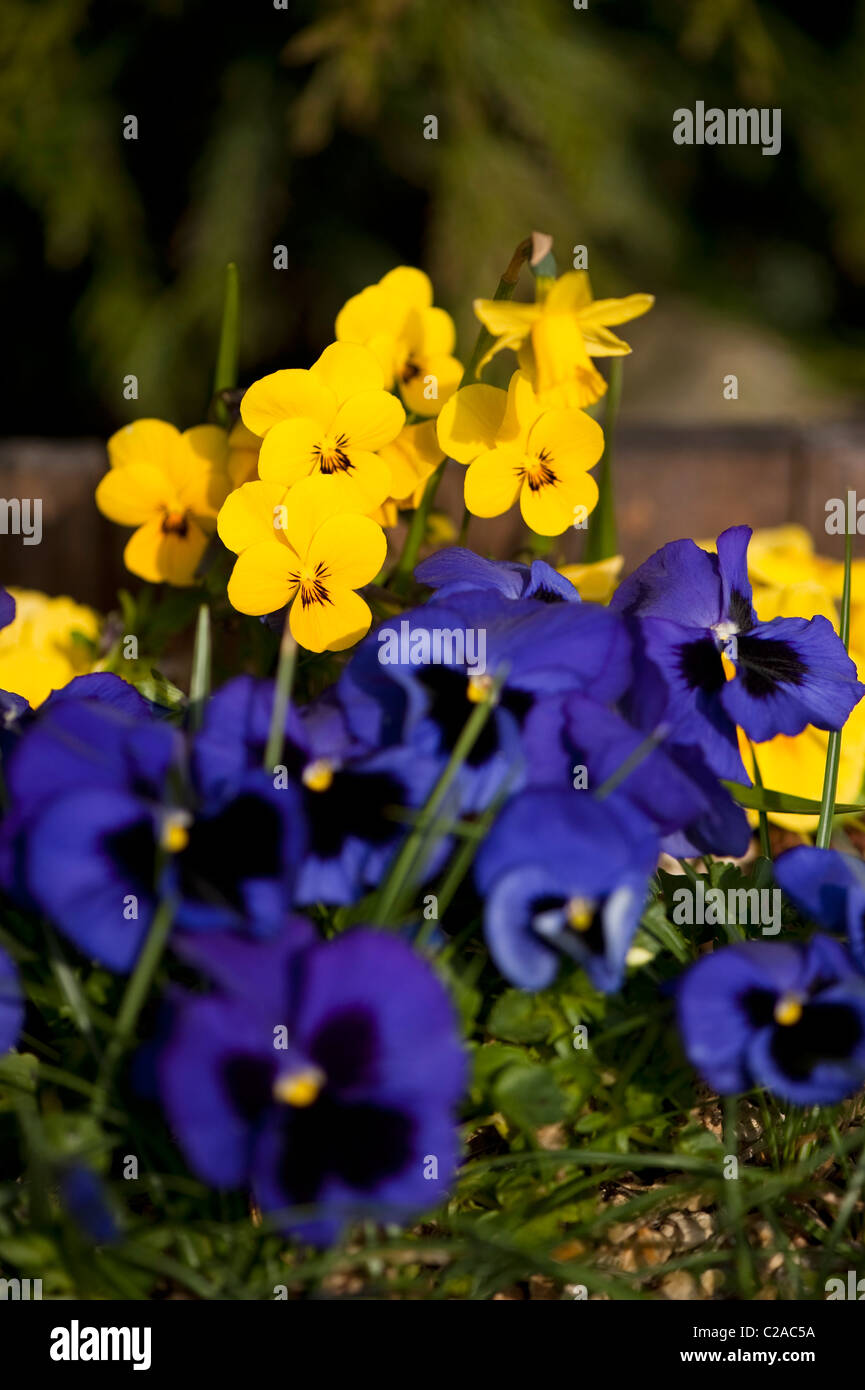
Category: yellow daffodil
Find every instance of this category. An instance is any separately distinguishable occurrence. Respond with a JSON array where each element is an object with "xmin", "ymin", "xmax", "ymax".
[
  {"xmin": 96, "ymin": 420, "xmax": 231, "ymax": 586},
  {"xmin": 558, "ymin": 555, "xmax": 624, "ymax": 604},
  {"xmin": 240, "ymin": 342, "xmax": 404, "ymax": 515},
  {"xmin": 473, "ymin": 271, "xmax": 654, "ymax": 408},
  {"xmin": 0, "ymin": 589, "xmax": 101, "ymax": 706},
  {"xmin": 335, "ymin": 267, "xmax": 462, "ymax": 417},
  {"xmin": 218, "ymin": 476, "xmax": 386, "ymax": 652},
  {"xmin": 437, "ymin": 371, "xmax": 603, "ymax": 536},
  {"xmin": 227, "ymin": 419, "xmax": 261, "ymax": 489}
]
